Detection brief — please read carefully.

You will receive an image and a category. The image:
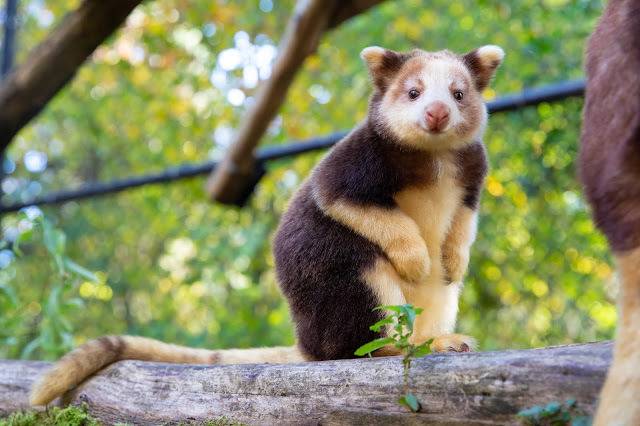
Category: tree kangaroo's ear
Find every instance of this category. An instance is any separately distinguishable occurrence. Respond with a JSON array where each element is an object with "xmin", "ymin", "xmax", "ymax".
[
  {"xmin": 360, "ymin": 46, "xmax": 410, "ymax": 91},
  {"xmin": 462, "ymin": 45, "xmax": 505, "ymax": 91}
]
